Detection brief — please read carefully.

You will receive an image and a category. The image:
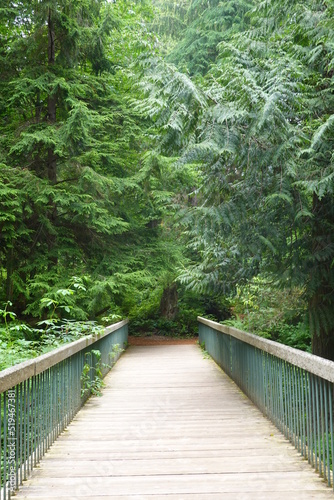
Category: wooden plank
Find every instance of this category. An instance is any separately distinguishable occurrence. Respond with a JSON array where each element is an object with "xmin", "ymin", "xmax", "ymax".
[
  {"xmin": 31, "ymin": 456, "xmax": 316, "ymax": 476},
  {"xmin": 14, "ymin": 345, "xmax": 334, "ymax": 498},
  {"xmin": 13, "ymin": 473, "xmax": 333, "ymax": 496},
  {"xmin": 39, "ymin": 447, "xmax": 302, "ymax": 460},
  {"xmin": 13, "ymin": 493, "xmax": 334, "ymax": 500}
]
